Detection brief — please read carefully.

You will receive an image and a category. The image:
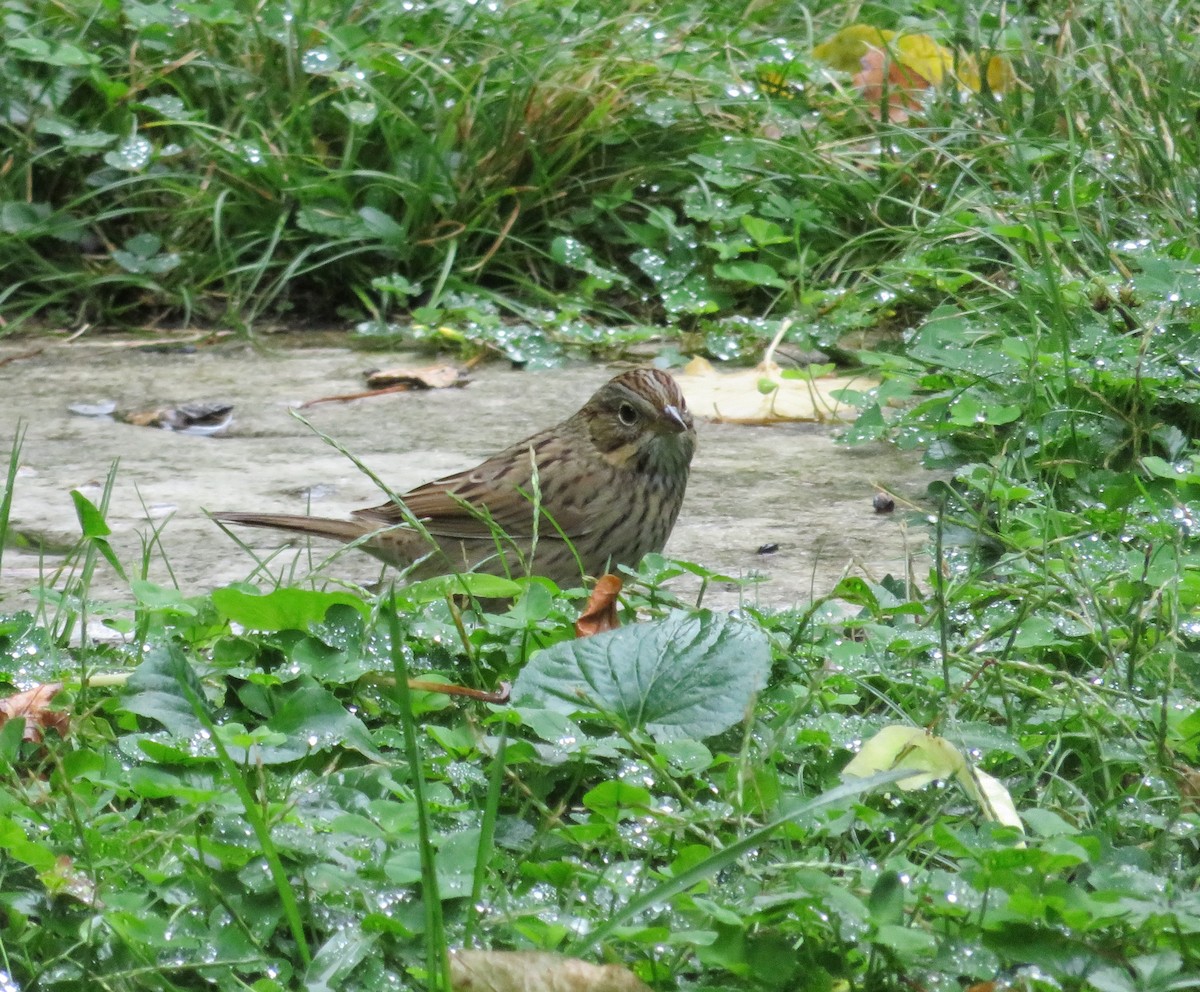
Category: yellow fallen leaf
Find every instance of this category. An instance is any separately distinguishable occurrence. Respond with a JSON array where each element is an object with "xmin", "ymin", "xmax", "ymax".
[
  {"xmin": 843, "ymin": 725, "xmax": 966, "ymax": 790},
  {"xmin": 954, "ymin": 52, "xmax": 1019, "ymax": 94},
  {"xmin": 816, "ymin": 27, "xmax": 952, "ymax": 83},
  {"xmin": 678, "ymin": 355, "xmax": 867, "ymax": 424},
  {"xmin": 814, "ymin": 25, "xmax": 897, "ymax": 72},
  {"xmin": 894, "ymin": 33, "xmax": 954, "ymax": 85},
  {"xmin": 985, "ymin": 54, "xmax": 1018, "ymax": 92},
  {"xmin": 965, "ymin": 766, "xmax": 1023, "ymax": 832},
  {"xmin": 844, "ymin": 725, "xmax": 1025, "ymax": 836},
  {"xmin": 816, "ymin": 24, "xmax": 1019, "ymax": 97}
]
